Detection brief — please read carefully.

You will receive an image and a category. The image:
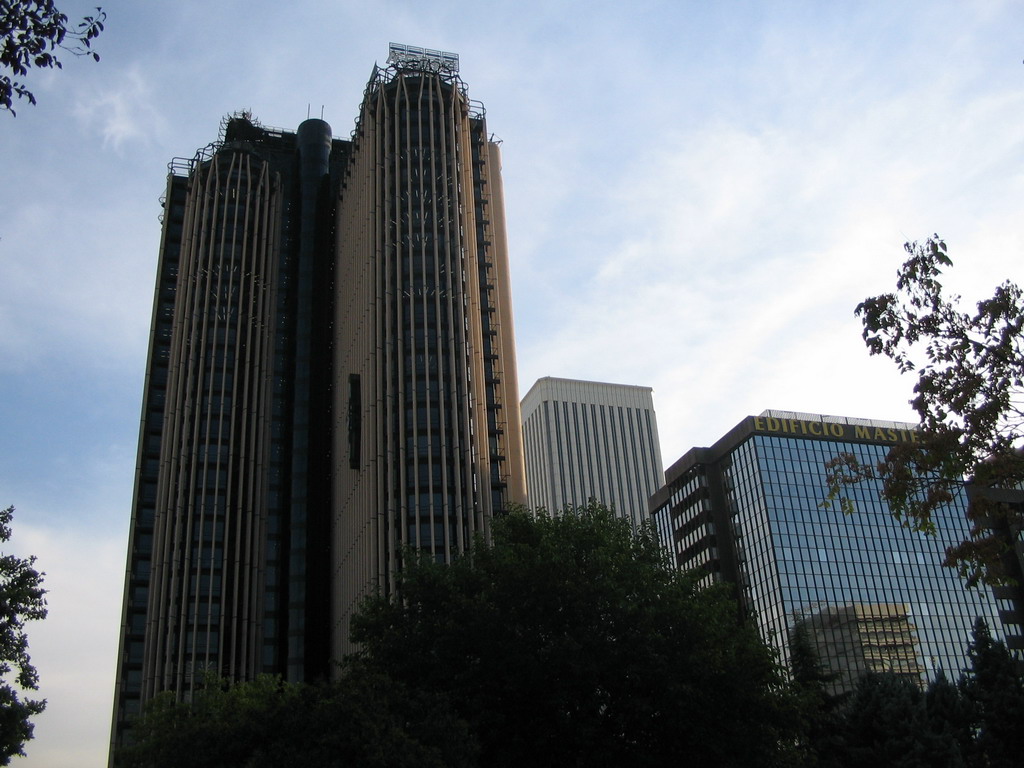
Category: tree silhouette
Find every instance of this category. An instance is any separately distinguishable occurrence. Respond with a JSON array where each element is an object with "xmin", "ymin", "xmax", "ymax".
[
  {"xmin": 826, "ymin": 236, "xmax": 1024, "ymax": 584},
  {"xmin": 351, "ymin": 504, "xmax": 796, "ymax": 768},
  {"xmin": 960, "ymin": 618, "xmax": 1024, "ymax": 767},
  {"xmin": 1, "ymin": 1, "xmax": 105, "ymax": 115},
  {"xmin": 0, "ymin": 505, "xmax": 47, "ymax": 765}
]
